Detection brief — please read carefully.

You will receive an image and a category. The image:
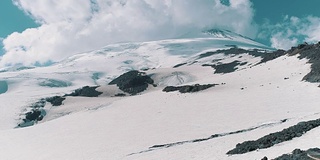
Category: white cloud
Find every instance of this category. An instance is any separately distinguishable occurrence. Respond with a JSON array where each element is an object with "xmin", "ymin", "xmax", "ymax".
[
  {"xmin": 290, "ymin": 16, "xmax": 300, "ymax": 25},
  {"xmin": 270, "ymin": 32, "xmax": 298, "ymax": 50},
  {"xmin": 299, "ymin": 16, "xmax": 320, "ymax": 42},
  {"xmin": 260, "ymin": 15, "xmax": 320, "ymax": 50},
  {"xmin": 1, "ymin": 0, "xmax": 257, "ymax": 66}
]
